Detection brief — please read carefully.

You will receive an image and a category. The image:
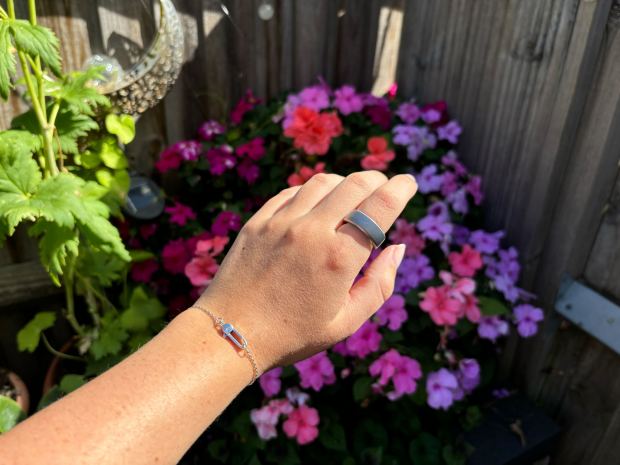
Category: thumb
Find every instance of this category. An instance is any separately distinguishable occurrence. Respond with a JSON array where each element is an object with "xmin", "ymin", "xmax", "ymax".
[{"xmin": 335, "ymin": 244, "xmax": 406, "ymax": 337}]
